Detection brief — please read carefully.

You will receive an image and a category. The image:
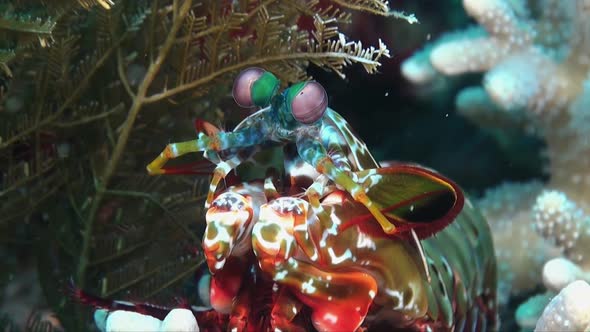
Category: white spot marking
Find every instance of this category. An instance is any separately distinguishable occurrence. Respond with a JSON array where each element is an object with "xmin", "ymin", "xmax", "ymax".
[
  {"xmin": 356, "ymin": 232, "xmax": 377, "ymax": 250},
  {"xmin": 275, "ymin": 270, "xmax": 288, "ymax": 280},
  {"xmin": 322, "ymin": 312, "xmax": 338, "ymax": 324},
  {"xmin": 328, "ymin": 247, "xmax": 353, "ymax": 264},
  {"xmin": 369, "ymin": 290, "xmax": 376, "ymax": 299},
  {"xmin": 301, "ymin": 278, "xmax": 317, "ymax": 294},
  {"xmin": 214, "ymin": 259, "xmax": 226, "ymax": 270}
]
